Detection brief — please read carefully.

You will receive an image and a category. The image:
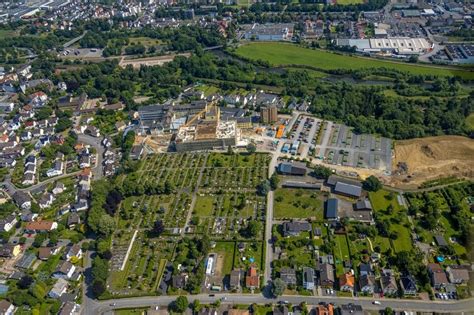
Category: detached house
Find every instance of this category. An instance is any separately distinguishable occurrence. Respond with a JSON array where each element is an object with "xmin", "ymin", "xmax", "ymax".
[
  {"xmin": 29, "ymin": 91, "xmax": 48, "ymax": 107},
  {"xmin": 66, "ymin": 244, "xmax": 83, "ymax": 261},
  {"xmin": 245, "ymin": 266, "xmax": 259, "ymax": 289},
  {"xmin": 48, "ymin": 278, "xmax": 68, "ymax": 298},
  {"xmin": 319, "ymin": 263, "xmax": 335, "ymax": 288},
  {"xmin": 39, "ymin": 193, "xmax": 54, "ymax": 209},
  {"xmin": 0, "ymin": 215, "xmax": 17, "ymax": 232},
  {"xmin": 303, "ymin": 267, "xmax": 315, "ymax": 290},
  {"xmin": 428, "ymin": 263, "xmax": 449, "ymax": 289},
  {"xmin": 380, "ymin": 270, "xmax": 398, "ymax": 296},
  {"xmin": 400, "ymin": 275, "xmax": 417, "ymax": 296},
  {"xmin": 53, "ymin": 261, "xmax": 76, "ymax": 280},
  {"xmin": 12, "ymin": 191, "xmax": 31, "ymax": 210},
  {"xmin": 446, "ymin": 266, "xmax": 470, "ymax": 284},
  {"xmin": 47, "ymin": 160, "xmax": 64, "ymax": 178},
  {"xmin": 339, "ymin": 272, "xmax": 355, "ymax": 292},
  {"xmin": 359, "ymin": 274, "xmax": 376, "ymax": 294},
  {"xmin": 25, "ymin": 221, "xmax": 58, "ymax": 233}
]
